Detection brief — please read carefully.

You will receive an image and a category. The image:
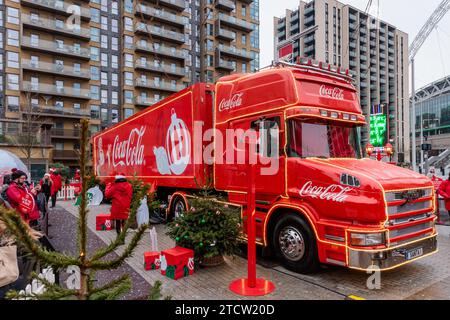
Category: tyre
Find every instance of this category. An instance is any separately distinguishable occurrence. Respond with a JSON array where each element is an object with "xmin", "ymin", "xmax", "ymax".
[
  {"xmin": 272, "ymin": 214, "xmax": 319, "ymax": 274},
  {"xmin": 169, "ymin": 195, "xmax": 187, "ymax": 222}
]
